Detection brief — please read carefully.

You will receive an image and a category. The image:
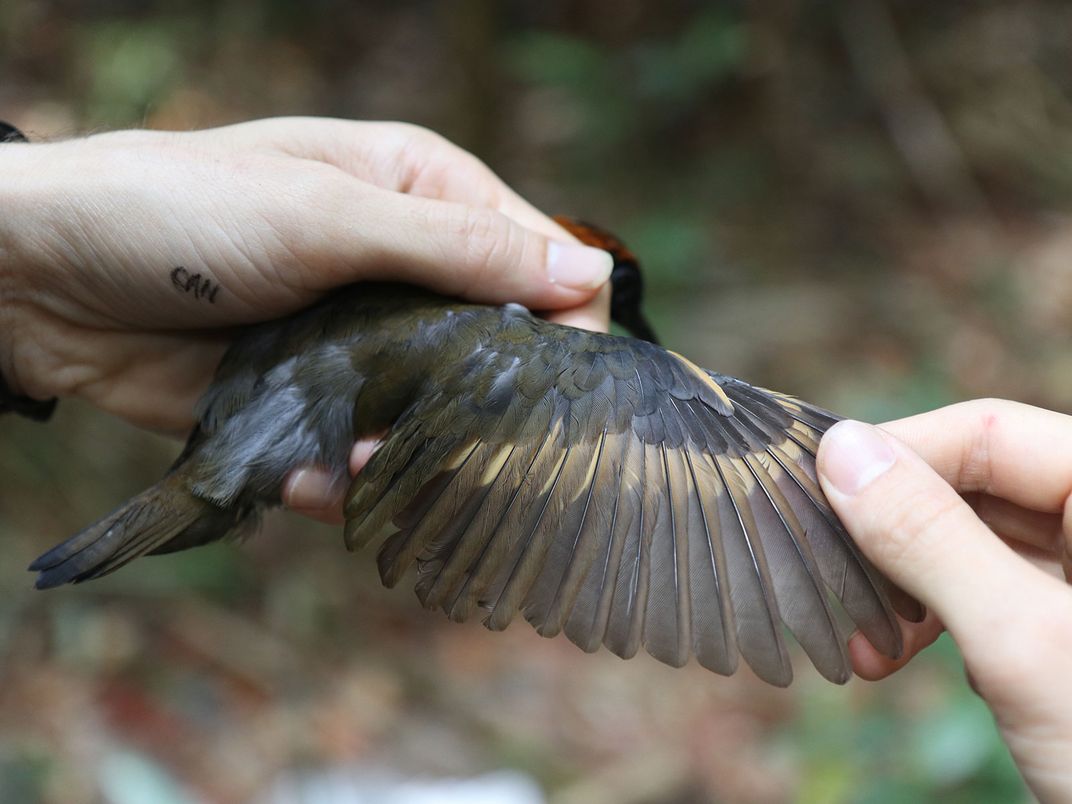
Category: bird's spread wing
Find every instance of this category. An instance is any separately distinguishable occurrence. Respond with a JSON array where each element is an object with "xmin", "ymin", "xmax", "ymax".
[{"xmin": 343, "ymin": 316, "xmax": 922, "ymax": 685}]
